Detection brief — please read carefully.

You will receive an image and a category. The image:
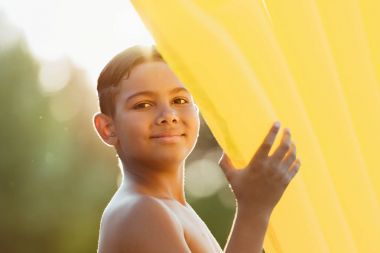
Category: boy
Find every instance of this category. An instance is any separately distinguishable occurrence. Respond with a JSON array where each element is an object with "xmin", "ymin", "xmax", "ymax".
[{"xmin": 93, "ymin": 45, "xmax": 300, "ymax": 253}]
